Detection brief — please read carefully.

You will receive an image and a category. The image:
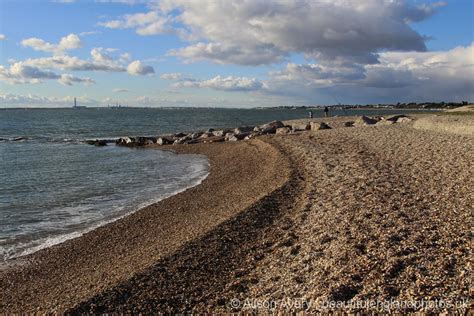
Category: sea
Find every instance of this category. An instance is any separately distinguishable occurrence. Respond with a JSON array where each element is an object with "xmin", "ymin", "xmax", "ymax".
[{"xmin": 0, "ymin": 107, "xmax": 426, "ymax": 261}]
